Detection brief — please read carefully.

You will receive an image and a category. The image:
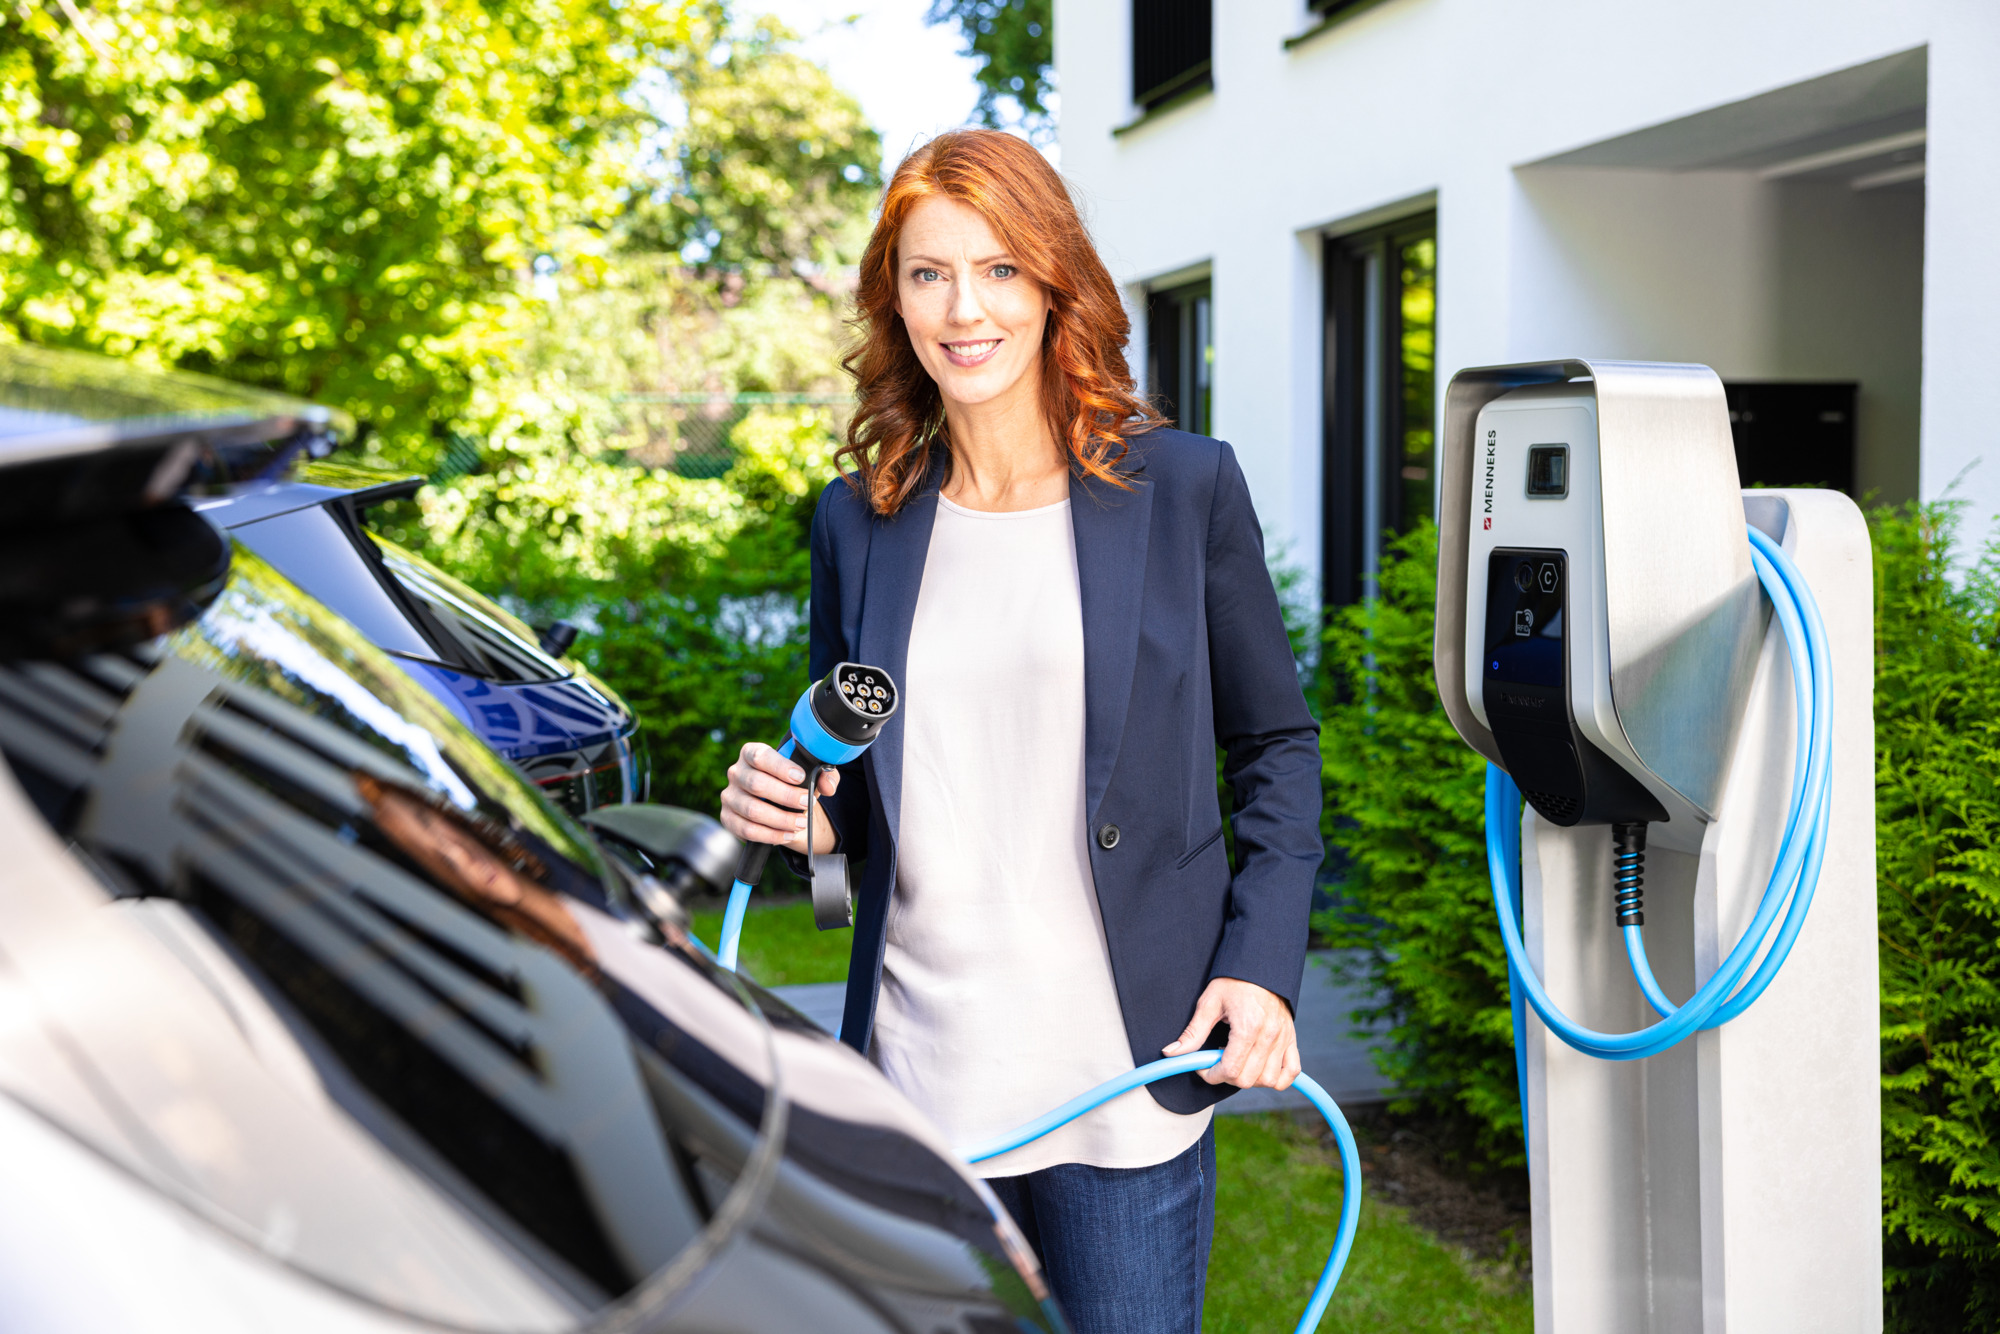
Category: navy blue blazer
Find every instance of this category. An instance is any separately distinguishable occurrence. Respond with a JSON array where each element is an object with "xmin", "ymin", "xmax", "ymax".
[{"xmin": 805, "ymin": 427, "xmax": 1323, "ymax": 1114}]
